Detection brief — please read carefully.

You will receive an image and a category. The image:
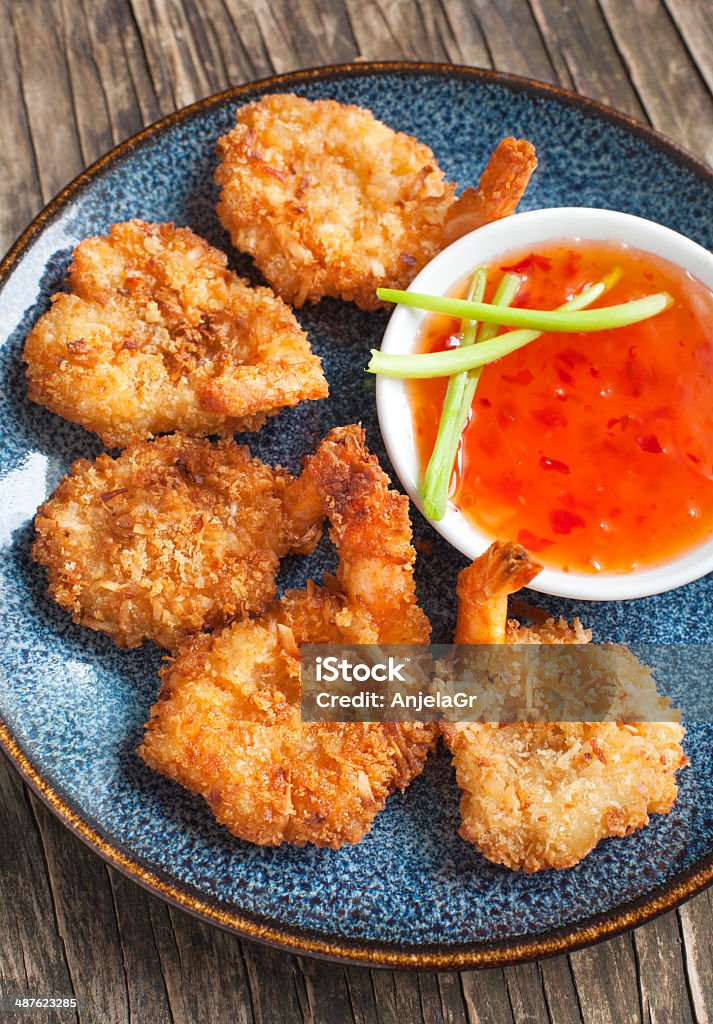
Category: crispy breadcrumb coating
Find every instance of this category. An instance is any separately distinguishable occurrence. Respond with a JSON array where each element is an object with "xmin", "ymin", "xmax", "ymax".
[
  {"xmin": 215, "ymin": 94, "xmax": 537, "ymax": 309},
  {"xmin": 32, "ymin": 433, "xmax": 322, "ymax": 650},
  {"xmin": 445, "ymin": 719, "xmax": 687, "ymax": 873},
  {"xmin": 442, "ymin": 541, "xmax": 687, "ymax": 872},
  {"xmin": 140, "ymin": 425, "xmax": 437, "ymax": 848},
  {"xmin": 23, "ymin": 220, "xmax": 328, "ymax": 447}
]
